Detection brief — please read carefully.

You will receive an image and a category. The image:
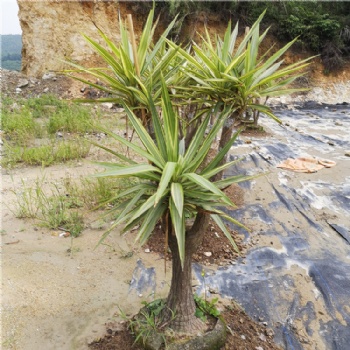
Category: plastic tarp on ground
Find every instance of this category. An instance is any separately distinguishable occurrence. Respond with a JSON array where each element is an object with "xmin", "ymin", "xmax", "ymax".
[{"xmin": 130, "ymin": 103, "xmax": 350, "ymax": 350}]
